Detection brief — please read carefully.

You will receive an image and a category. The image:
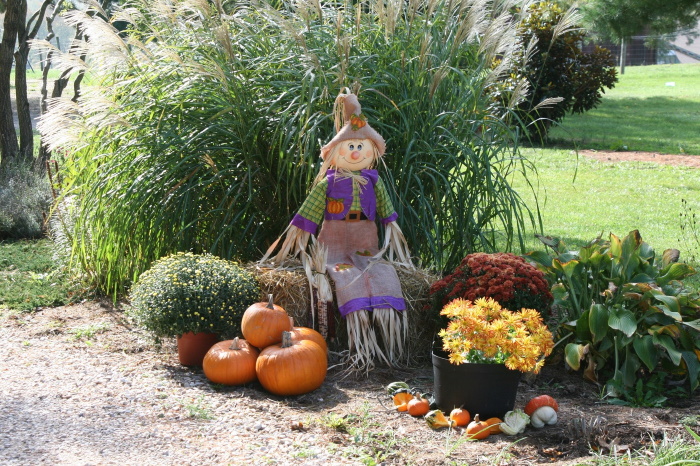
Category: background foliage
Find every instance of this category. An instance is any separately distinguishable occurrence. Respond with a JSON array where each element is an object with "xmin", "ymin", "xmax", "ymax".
[
  {"xmin": 41, "ymin": 0, "xmax": 546, "ymax": 297},
  {"xmin": 507, "ymin": 1, "xmax": 618, "ymax": 141}
]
